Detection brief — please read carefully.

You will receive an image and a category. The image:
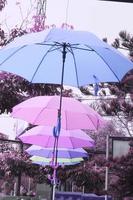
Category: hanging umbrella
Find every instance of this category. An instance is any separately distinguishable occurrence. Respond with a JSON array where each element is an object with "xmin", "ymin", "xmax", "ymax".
[
  {"xmin": 0, "ymin": 28, "xmax": 132, "ymax": 86},
  {"xmin": 19, "ymin": 125, "xmax": 94, "ymax": 149},
  {"xmin": 12, "ymin": 95, "xmax": 105, "ymax": 130},
  {"xmin": 26, "ymin": 145, "xmax": 88, "ymax": 158},
  {"xmin": 32, "ymin": 160, "xmax": 80, "ymax": 166},
  {"xmin": 30, "ymin": 156, "xmax": 84, "ymax": 165}
]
